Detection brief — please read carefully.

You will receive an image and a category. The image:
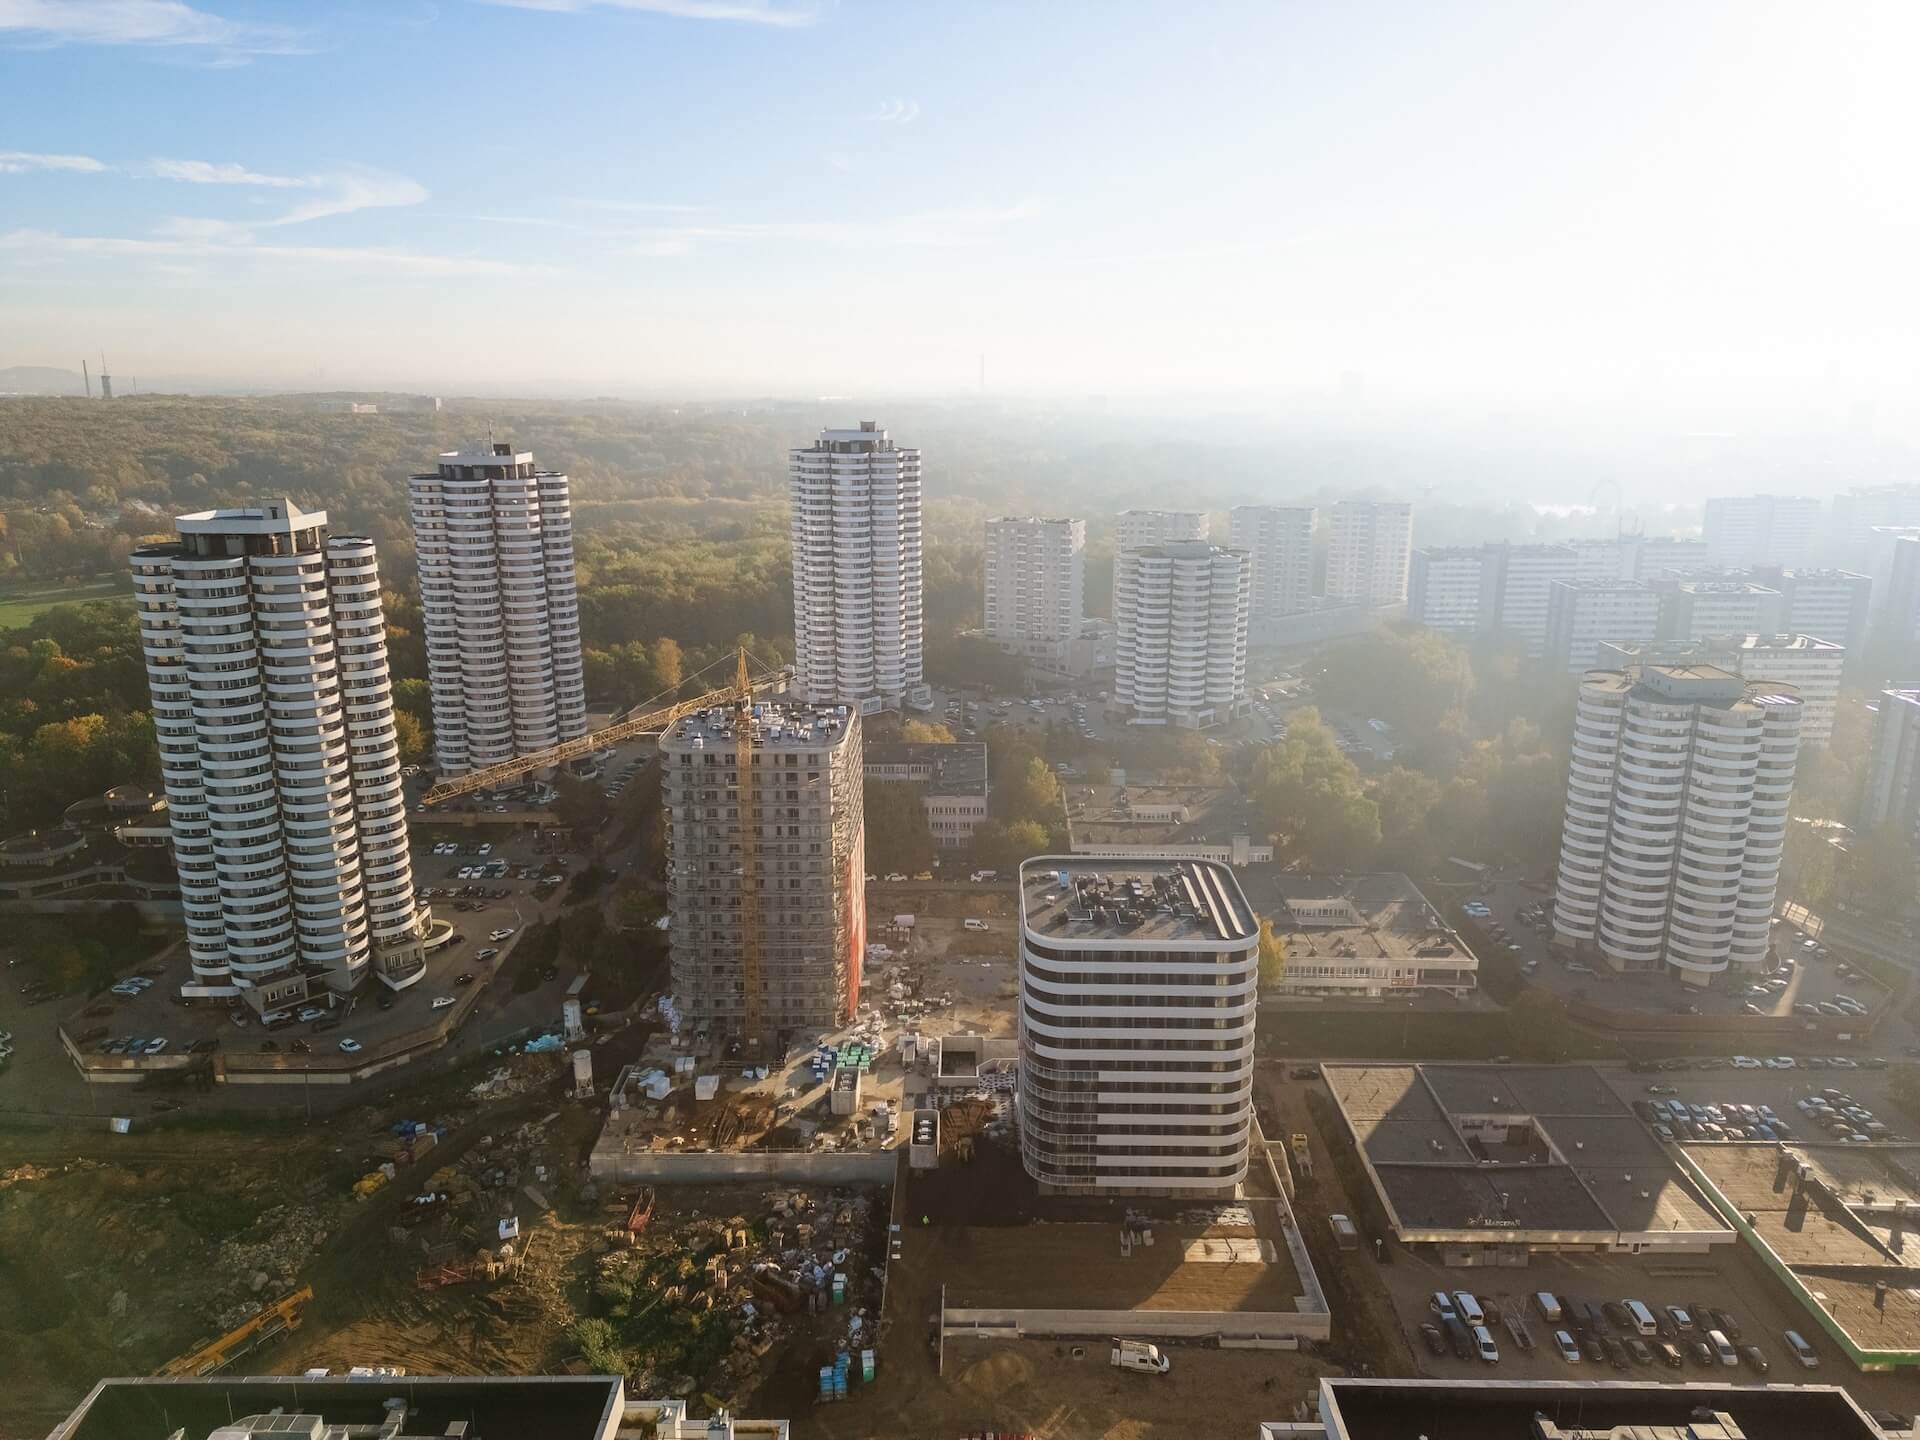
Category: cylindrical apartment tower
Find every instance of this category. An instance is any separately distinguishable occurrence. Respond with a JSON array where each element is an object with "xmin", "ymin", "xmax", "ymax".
[
  {"xmin": 409, "ymin": 443, "xmax": 588, "ymax": 776},
  {"xmin": 132, "ymin": 501, "xmax": 426, "ymax": 1004},
  {"xmin": 1551, "ymin": 664, "xmax": 1801, "ymax": 986}
]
